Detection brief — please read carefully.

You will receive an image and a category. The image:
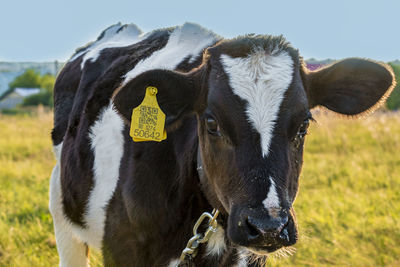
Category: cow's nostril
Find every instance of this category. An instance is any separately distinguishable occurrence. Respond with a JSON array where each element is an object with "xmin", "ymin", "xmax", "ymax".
[
  {"xmin": 244, "ymin": 217, "xmax": 261, "ymax": 239},
  {"xmin": 277, "ymin": 219, "xmax": 293, "ymax": 246},
  {"xmin": 276, "ymin": 216, "xmax": 289, "ymax": 233},
  {"xmin": 279, "ymin": 227, "xmax": 290, "ymax": 243}
]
